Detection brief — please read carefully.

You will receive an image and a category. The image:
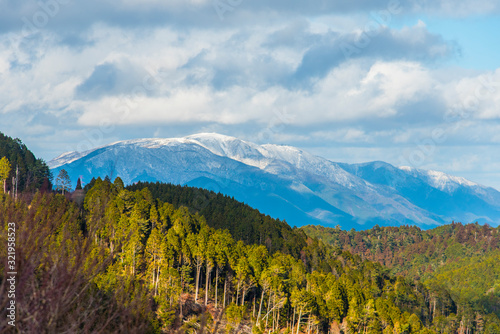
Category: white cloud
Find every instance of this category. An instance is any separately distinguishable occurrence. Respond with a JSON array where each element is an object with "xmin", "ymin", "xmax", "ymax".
[
  {"xmin": 1, "ymin": 0, "xmax": 500, "ymax": 192},
  {"xmin": 0, "ymin": 21, "xmax": 495, "ymax": 132},
  {"xmin": 410, "ymin": 0, "xmax": 500, "ymax": 16}
]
